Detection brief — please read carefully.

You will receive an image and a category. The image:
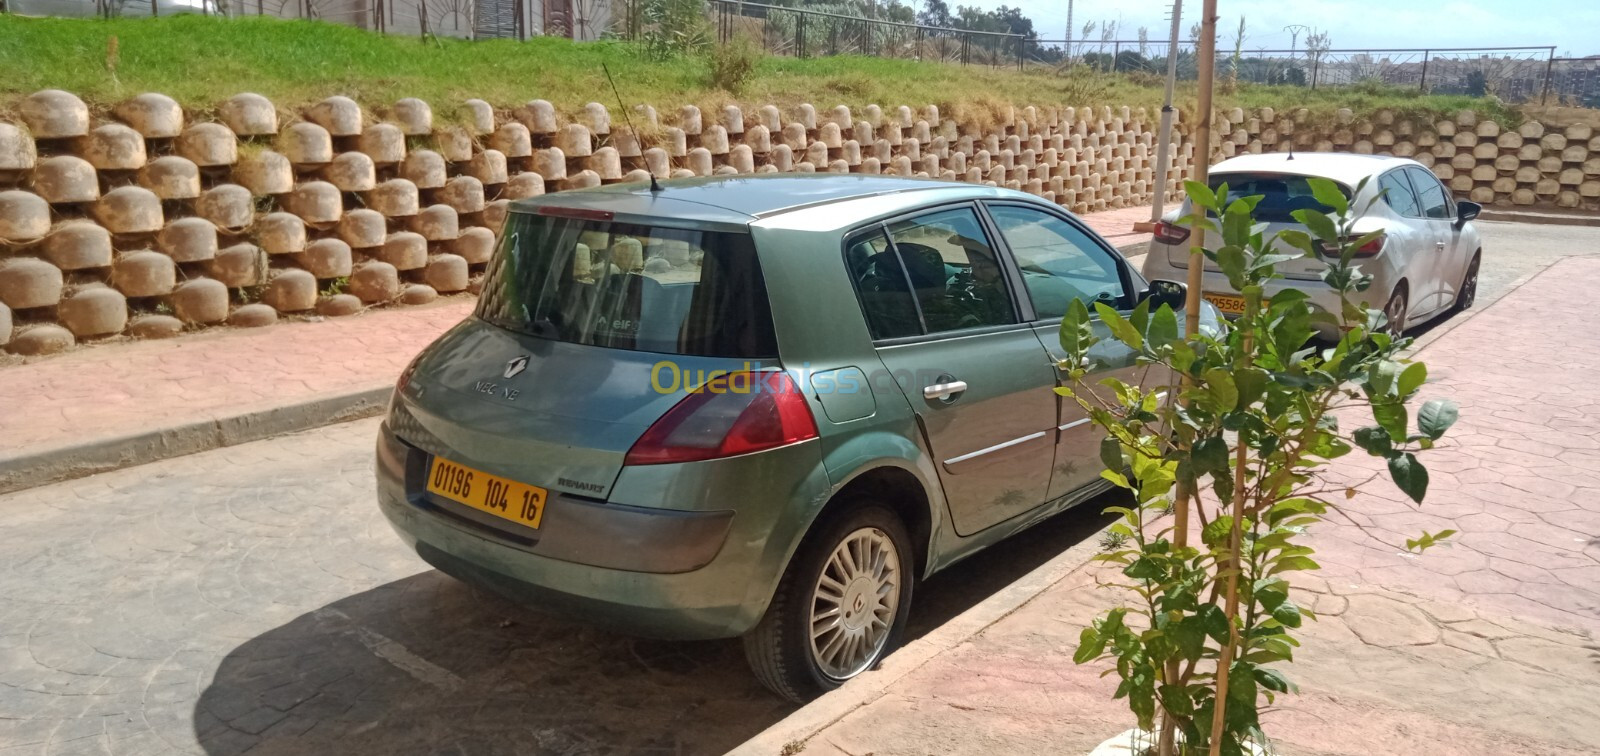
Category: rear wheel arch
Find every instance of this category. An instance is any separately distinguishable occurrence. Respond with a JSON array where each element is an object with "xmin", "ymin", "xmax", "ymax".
[{"xmin": 816, "ymin": 465, "xmax": 934, "ymax": 579}]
